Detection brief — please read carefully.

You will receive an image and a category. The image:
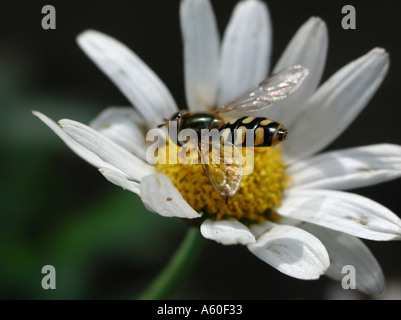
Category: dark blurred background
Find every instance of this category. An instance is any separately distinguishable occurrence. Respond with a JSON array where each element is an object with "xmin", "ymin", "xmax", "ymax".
[{"xmin": 1, "ymin": 0, "xmax": 400, "ymax": 299}]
